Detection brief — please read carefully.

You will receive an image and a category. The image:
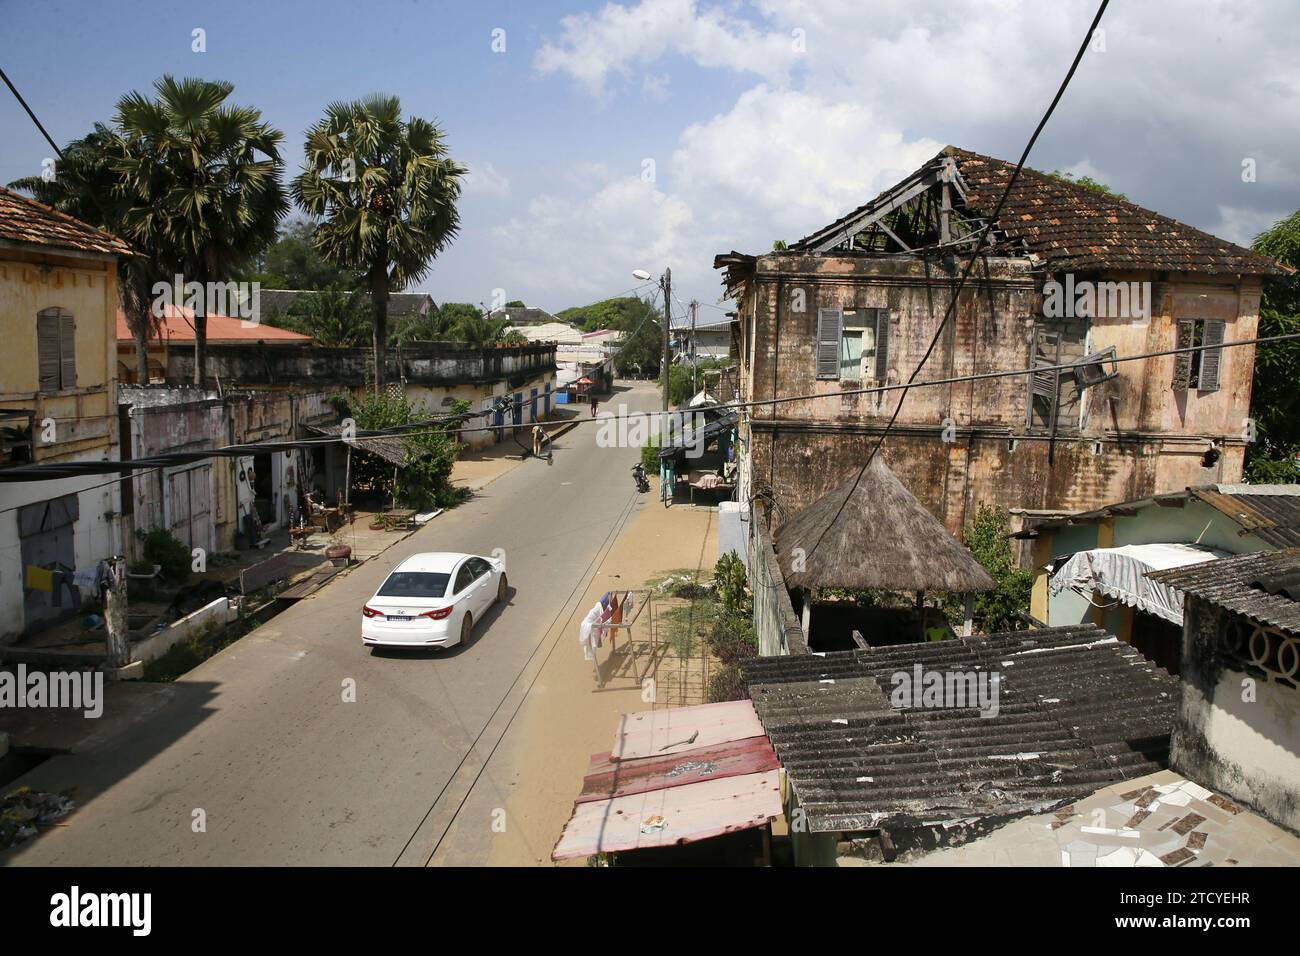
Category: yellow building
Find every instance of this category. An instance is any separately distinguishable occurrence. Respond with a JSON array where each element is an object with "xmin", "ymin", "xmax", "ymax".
[{"xmin": 0, "ymin": 186, "xmax": 132, "ymax": 643}]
